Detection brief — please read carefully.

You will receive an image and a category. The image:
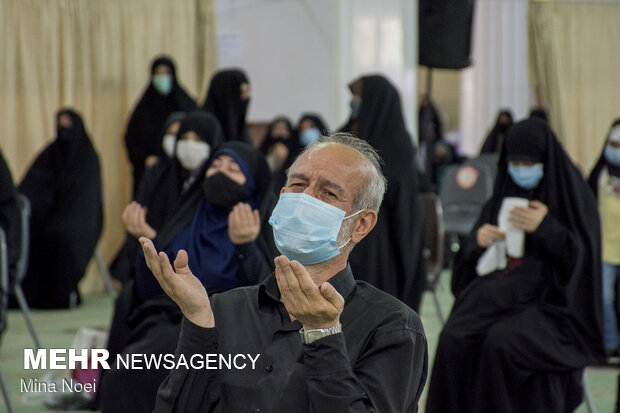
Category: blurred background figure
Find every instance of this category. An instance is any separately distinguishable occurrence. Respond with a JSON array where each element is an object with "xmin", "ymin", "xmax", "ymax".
[
  {"xmin": 589, "ymin": 118, "xmax": 620, "ymax": 359},
  {"xmin": 259, "ymin": 116, "xmax": 298, "ymax": 195},
  {"xmin": 480, "ymin": 109, "xmax": 514, "ymax": 155},
  {"xmin": 202, "ymin": 69, "xmax": 252, "ymax": 143},
  {"xmin": 418, "ymin": 94, "xmax": 457, "ymax": 192},
  {"xmin": 0, "ymin": 149, "xmax": 20, "ymax": 294},
  {"xmin": 19, "ymin": 109, "xmax": 103, "ymax": 308},
  {"xmin": 297, "ymin": 112, "xmax": 330, "ymax": 149},
  {"xmin": 124, "ymin": 55, "xmax": 196, "ymax": 196},
  {"xmin": 529, "ymin": 106, "xmax": 550, "ymax": 122},
  {"xmin": 340, "ymin": 74, "xmax": 426, "ymax": 312}
]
